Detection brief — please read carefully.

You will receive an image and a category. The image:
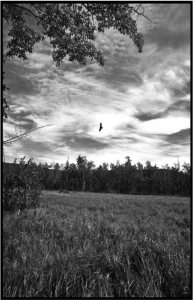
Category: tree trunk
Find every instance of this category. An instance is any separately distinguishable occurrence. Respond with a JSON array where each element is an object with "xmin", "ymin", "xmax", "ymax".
[{"xmin": 82, "ymin": 170, "xmax": 85, "ymax": 191}]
